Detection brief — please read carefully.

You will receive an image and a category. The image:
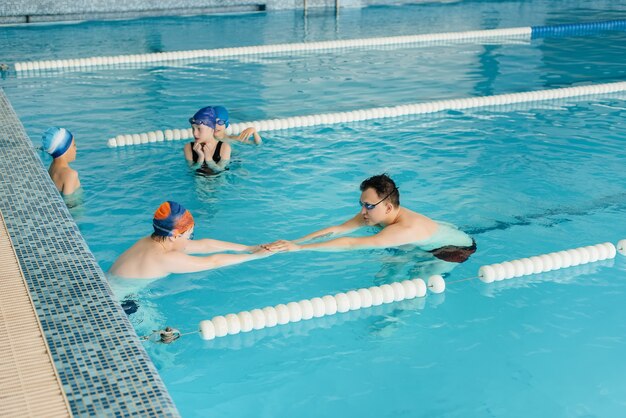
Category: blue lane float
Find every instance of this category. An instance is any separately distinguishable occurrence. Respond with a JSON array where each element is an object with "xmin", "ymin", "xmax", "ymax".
[{"xmin": 531, "ymin": 19, "xmax": 626, "ymax": 39}]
